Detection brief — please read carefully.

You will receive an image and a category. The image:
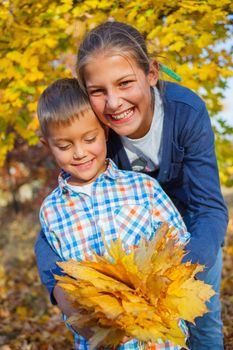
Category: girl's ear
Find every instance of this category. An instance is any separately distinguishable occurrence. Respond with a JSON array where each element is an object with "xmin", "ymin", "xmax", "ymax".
[{"xmin": 148, "ymin": 60, "xmax": 159, "ymax": 86}]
